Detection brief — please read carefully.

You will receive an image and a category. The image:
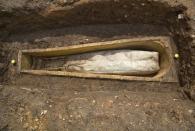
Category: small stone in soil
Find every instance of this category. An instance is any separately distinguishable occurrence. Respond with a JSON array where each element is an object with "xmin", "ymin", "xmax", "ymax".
[
  {"xmin": 178, "ymin": 14, "xmax": 184, "ymax": 19},
  {"xmin": 41, "ymin": 110, "xmax": 48, "ymax": 115},
  {"xmin": 188, "ymin": 109, "xmax": 194, "ymax": 114},
  {"xmin": 92, "ymin": 100, "xmax": 96, "ymax": 104}
]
